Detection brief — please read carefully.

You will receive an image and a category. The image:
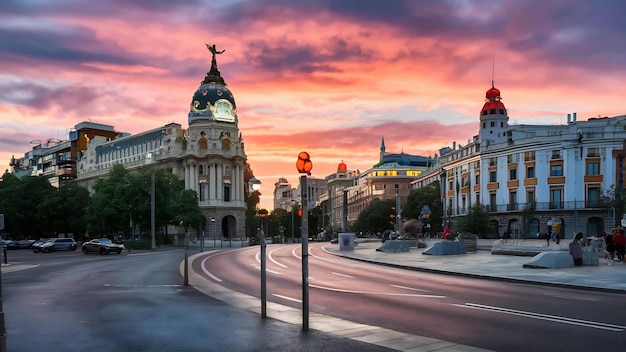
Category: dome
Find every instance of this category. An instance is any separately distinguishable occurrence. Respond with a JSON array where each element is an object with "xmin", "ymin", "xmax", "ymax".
[
  {"xmin": 485, "ymin": 86, "xmax": 500, "ymax": 99},
  {"xmin": 337, "ymin": 161, "xmax": 347, "ymax": 172},
  {"xmin": 189, "ymin": 44, "xmax": 237, "ymax": 124},
  {"xmin": 480, "ymin": 82, "xmax": 507, "ymax": 116}
]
